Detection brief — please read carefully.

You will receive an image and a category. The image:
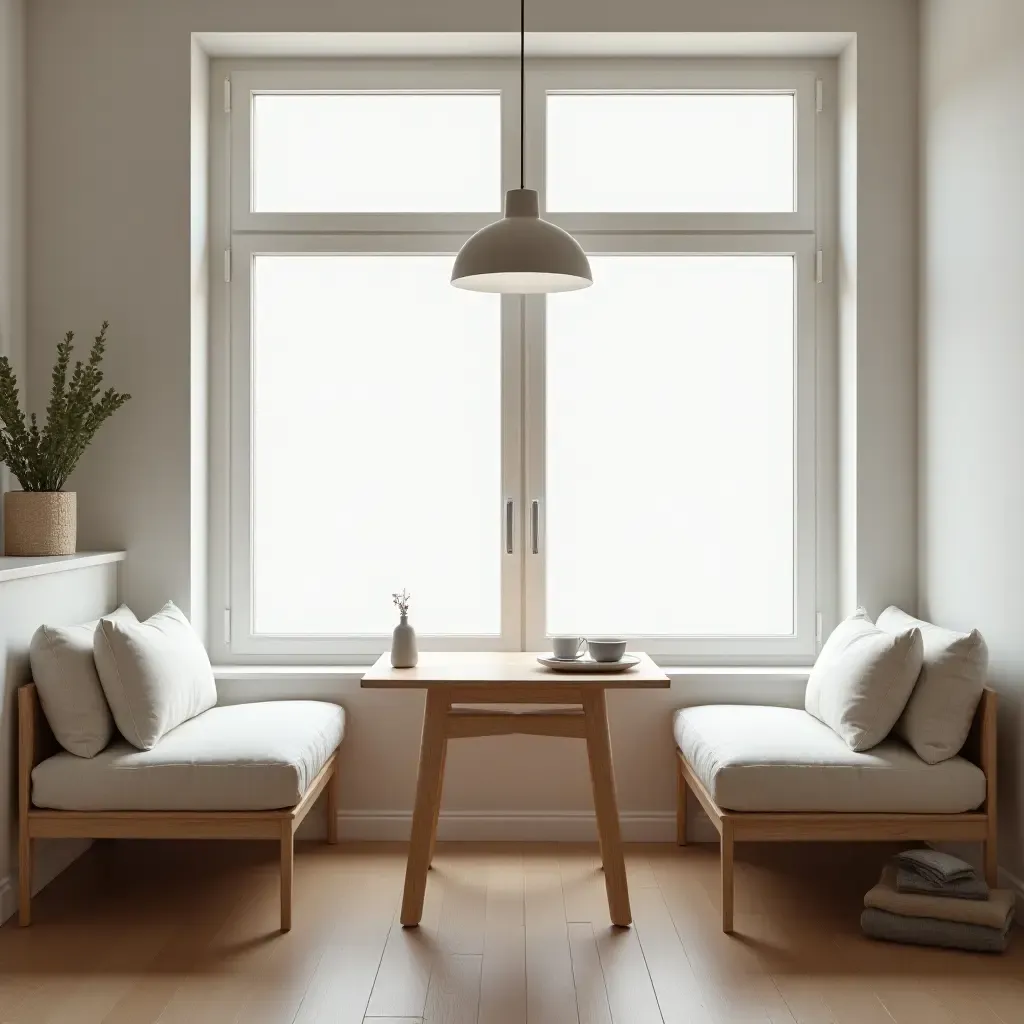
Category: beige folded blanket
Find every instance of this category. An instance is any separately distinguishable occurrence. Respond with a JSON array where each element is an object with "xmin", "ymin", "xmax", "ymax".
[{"xmin": 866, "ymin": 866, "xmax": 1015, "ymax": 930}]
